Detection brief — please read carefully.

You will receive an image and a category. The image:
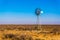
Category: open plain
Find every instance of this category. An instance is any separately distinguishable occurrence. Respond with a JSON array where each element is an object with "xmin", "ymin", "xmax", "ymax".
[{"xmin": 0, "ymin": 24, "xmax": 60, "ymax": 40}]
